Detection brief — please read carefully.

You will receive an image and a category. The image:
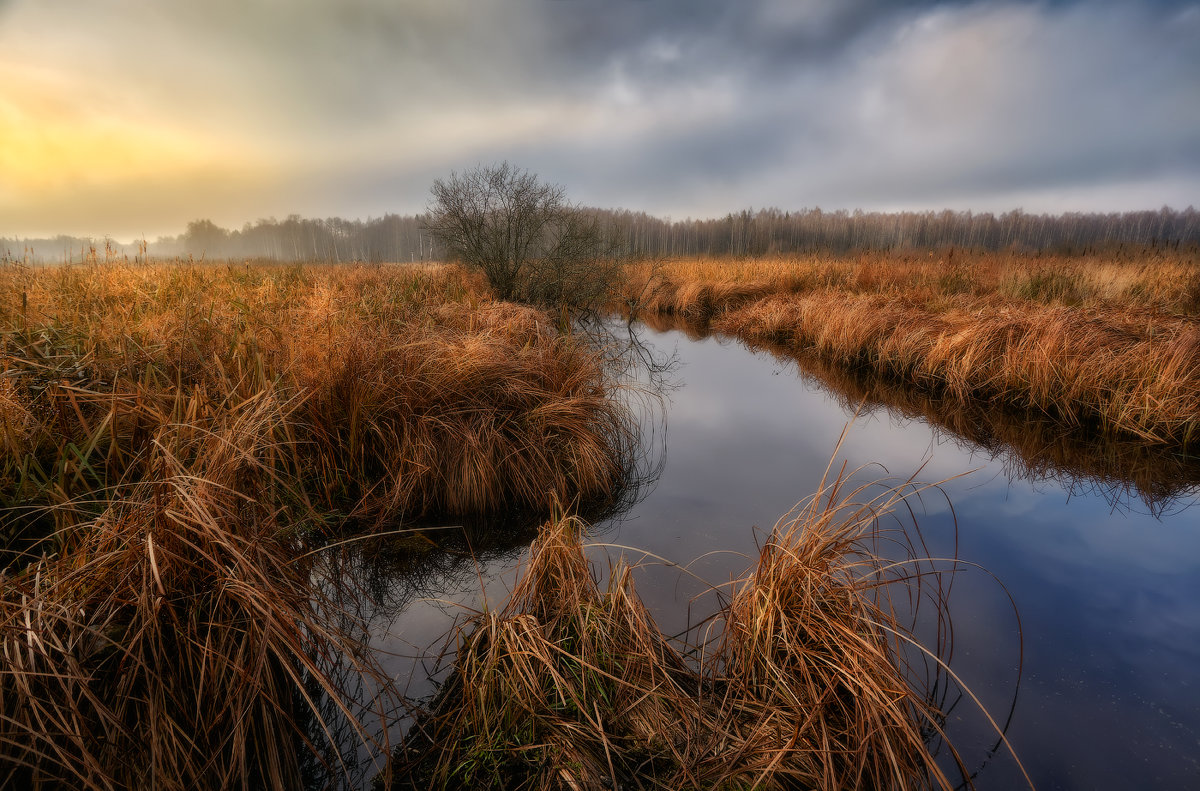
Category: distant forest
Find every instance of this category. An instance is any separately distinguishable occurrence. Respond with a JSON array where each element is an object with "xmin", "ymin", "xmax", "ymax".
[{"xmin": 5, "ymin": 206, "xmax": 1199, "ymax": 264}]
